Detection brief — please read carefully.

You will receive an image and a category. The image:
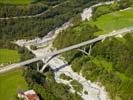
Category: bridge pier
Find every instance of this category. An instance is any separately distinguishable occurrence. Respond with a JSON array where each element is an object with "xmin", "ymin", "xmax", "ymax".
[
  {"xmin": 39, "ymin": 55, "xmax": 57, "ymax": 73},
  {"xmin": 77, "ymin": 44, "xmax": 92, "ymax": 56},
  {"xmin": 88, "ymin": 44, "xmax": 92, "ymax": 55},
  {"xmin": 101, "ymin": 37, "xmax": 106, "ymax": 42},
  {"xmin": 2, "ymin": 28, "xmax": 132, "ymax": 73},
  {"xmin": 40, "ymin": 63, "xmax": 49, "ymax": 73},
  {"xmin": 37, "ymin": 63, "xmax": 40, "ymax": 72},
  {"xmin": 77, "ymin": 48, "xmax": 89, "ymax": 56}
]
